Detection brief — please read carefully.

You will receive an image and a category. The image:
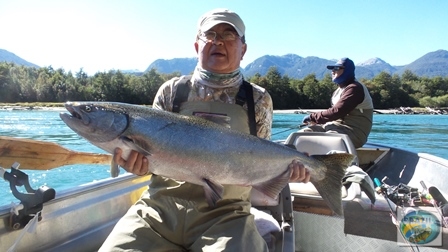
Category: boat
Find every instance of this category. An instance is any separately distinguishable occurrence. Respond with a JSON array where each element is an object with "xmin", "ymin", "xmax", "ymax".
[
  {"xmin": 1, "ymin": 132, "xmax": 448, "ymax": 252},
  {"xmin": 284, "ymin": 132, "xmax": 448, "ymax": 252}
]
